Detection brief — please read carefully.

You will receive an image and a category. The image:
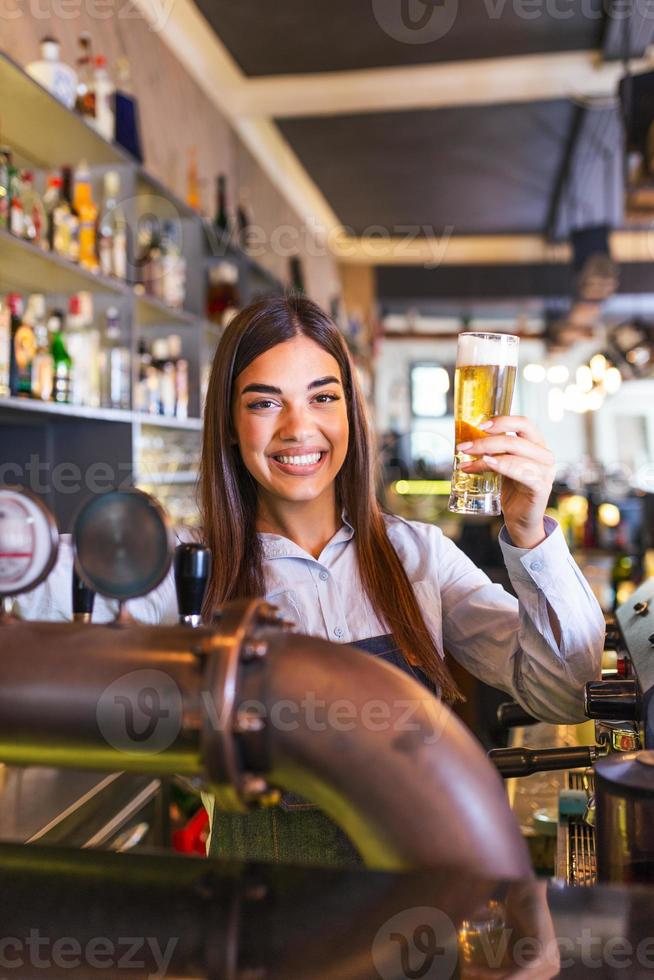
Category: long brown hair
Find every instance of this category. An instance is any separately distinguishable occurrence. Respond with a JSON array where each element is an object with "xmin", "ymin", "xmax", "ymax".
[{"xmin": 199, "ymin": 294, "xmax": 461, "ymax": 701}]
